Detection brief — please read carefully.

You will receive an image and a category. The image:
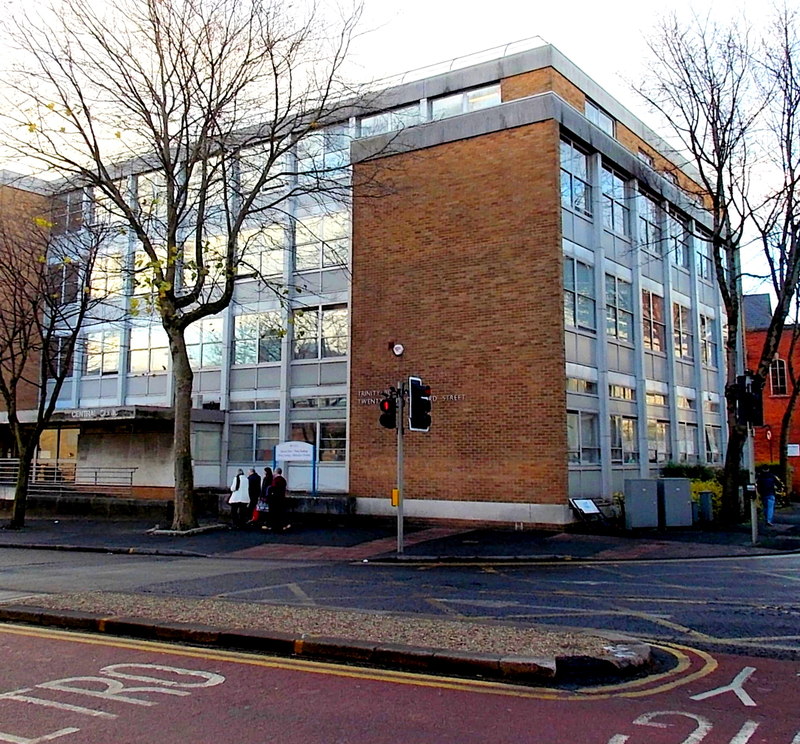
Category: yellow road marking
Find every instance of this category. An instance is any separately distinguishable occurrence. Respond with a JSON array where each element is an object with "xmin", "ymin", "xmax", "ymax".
[{"xmin": 0, "ymin": 624, "xmax": 716, "ymax": 702}]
